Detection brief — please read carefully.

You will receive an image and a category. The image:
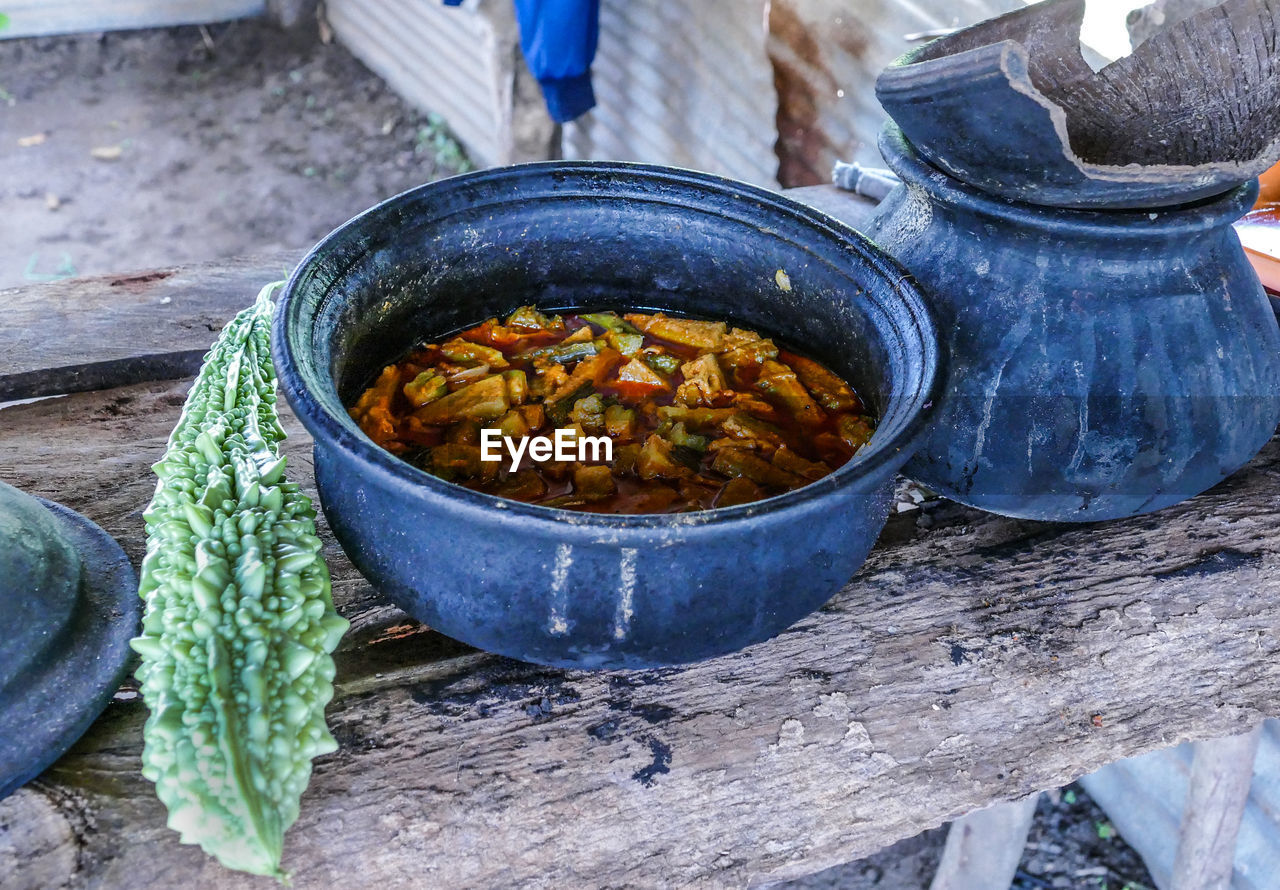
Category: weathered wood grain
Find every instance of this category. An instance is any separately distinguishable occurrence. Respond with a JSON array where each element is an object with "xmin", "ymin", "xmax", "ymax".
[
  {"xmin": 1, "ymin": 375, "xmax": 1278, "ymax": 888},
  {"xmin": 0, "ymin": 252, "xmax": 298, "ymax": 401}
]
